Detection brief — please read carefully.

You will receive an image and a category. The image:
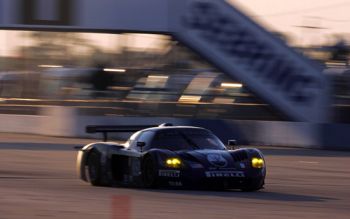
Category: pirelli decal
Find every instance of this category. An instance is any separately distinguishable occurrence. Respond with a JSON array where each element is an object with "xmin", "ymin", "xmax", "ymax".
[
  {"xmin": 205, "ymin": 171, "xmax": 245, "ymax": 178},
  {"xmin": 159, "ymin": 170, "xmax": 181, "ymax": 178}
]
